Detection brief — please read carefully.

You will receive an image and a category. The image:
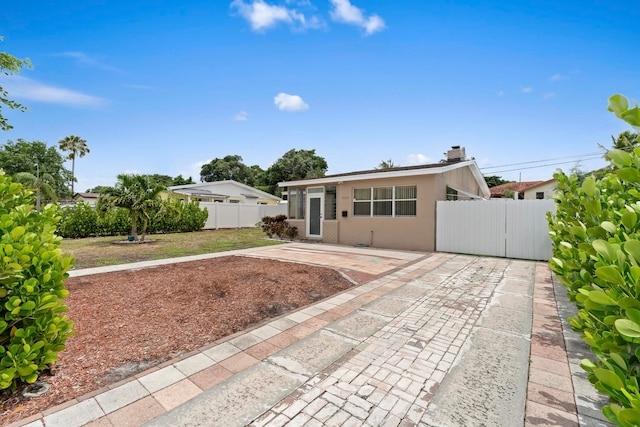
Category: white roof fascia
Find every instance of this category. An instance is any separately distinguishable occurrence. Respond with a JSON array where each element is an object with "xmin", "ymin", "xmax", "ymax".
[
  {"xmin": 447, "ymin": 185, "xmax": 486, "ymax": 200},
  {"xmin": 279, "ymin": 161, "xmax": 487, "ymax": 193},
  {"xmin": 168, "ymin": 180, "xmax": 280, "ymax": 201}
]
